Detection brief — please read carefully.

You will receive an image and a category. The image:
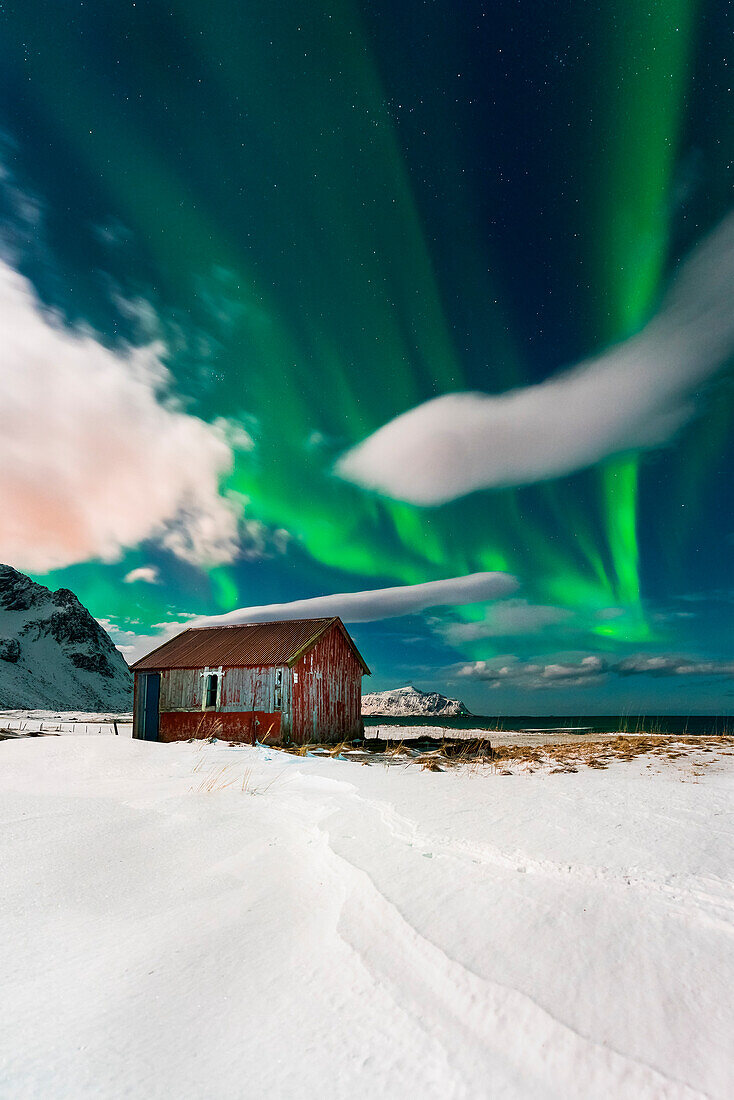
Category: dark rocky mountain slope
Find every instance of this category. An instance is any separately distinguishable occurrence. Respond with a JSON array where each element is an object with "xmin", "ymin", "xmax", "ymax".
[{"xmin": 0, "ymin": 565, "xmax": 132, "ymax": 710}]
